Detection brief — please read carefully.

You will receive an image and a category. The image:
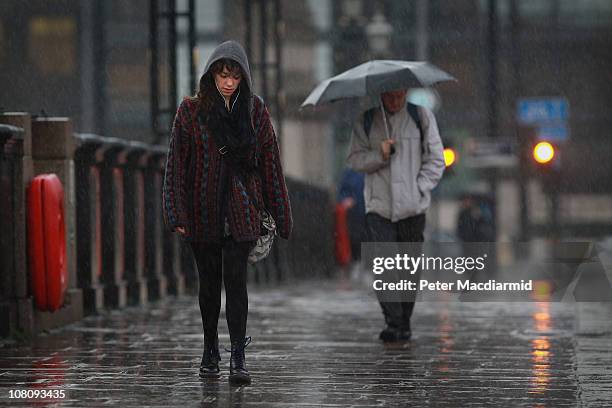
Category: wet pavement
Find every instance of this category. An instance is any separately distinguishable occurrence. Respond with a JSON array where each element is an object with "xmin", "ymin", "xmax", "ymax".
[{"xmin": 1, "ymin": 276, "xmax": 611, "ymax": 407}]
